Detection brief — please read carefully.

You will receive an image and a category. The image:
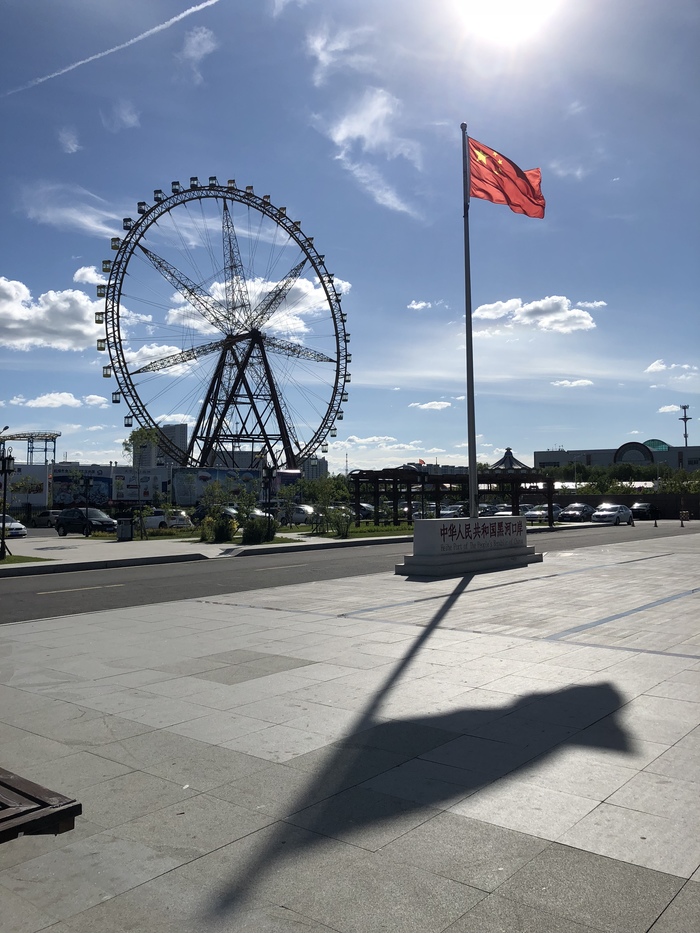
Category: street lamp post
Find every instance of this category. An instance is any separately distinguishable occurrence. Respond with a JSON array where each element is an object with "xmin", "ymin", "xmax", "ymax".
[
  {"xmin": 1, "ymin": 446, "xmax": 16, "ymax": 560},
  {"xmin": 263, "ymin": 465, "xmax": 276, "ymax": 540},
  {"xmin": 136, "ymin": 444, "xmax": 147, "ymax": 539}
]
